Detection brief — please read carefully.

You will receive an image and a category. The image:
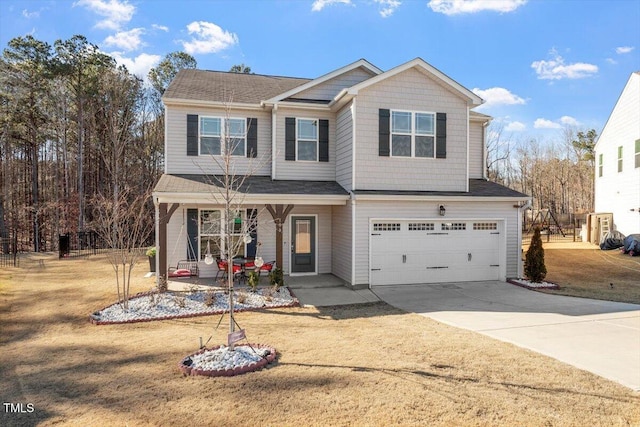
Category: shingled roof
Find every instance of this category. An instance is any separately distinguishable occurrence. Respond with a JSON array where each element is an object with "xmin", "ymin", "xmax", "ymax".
[{"xmin": 163, "ymin": 69, "xmax": 311, "ymax": 104}]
